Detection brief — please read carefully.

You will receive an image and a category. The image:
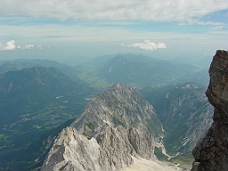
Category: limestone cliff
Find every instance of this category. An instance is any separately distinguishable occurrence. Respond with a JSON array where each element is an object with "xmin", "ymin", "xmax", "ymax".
[
  {"xmin": 191, "ymin": 50, "xmax": 228, "ymax": 171},
  {"xmin": 41, "ymin": 83, "xmax": 162, "ymax": 171}
]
